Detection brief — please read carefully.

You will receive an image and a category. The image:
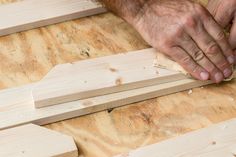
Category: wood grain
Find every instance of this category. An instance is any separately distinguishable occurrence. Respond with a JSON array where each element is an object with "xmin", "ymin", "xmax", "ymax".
[
  {"xmin": 116, "ymin": 118, "xmax": 236, "ymax": 157},
  {"xmin": 32, "ymin": 48, "xmax": 186, "ymax": 108},
  {"xmin": 1, "ymin": 0, "xmax": 236, "ymax": 157},
  {"xmin": 0, "ymin": 0, "xmax": 106, "ymax": 36},
  {"xmin": 0, "ymin": 76, "xmax": 213, "ymax": 130},
  {"xmin": 0, "ymin": 3, "xmax": 147, "ymax": 90},
  {"xmin": 0, "ymin": 124, "xmax": 78, "ymax": 157}
]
